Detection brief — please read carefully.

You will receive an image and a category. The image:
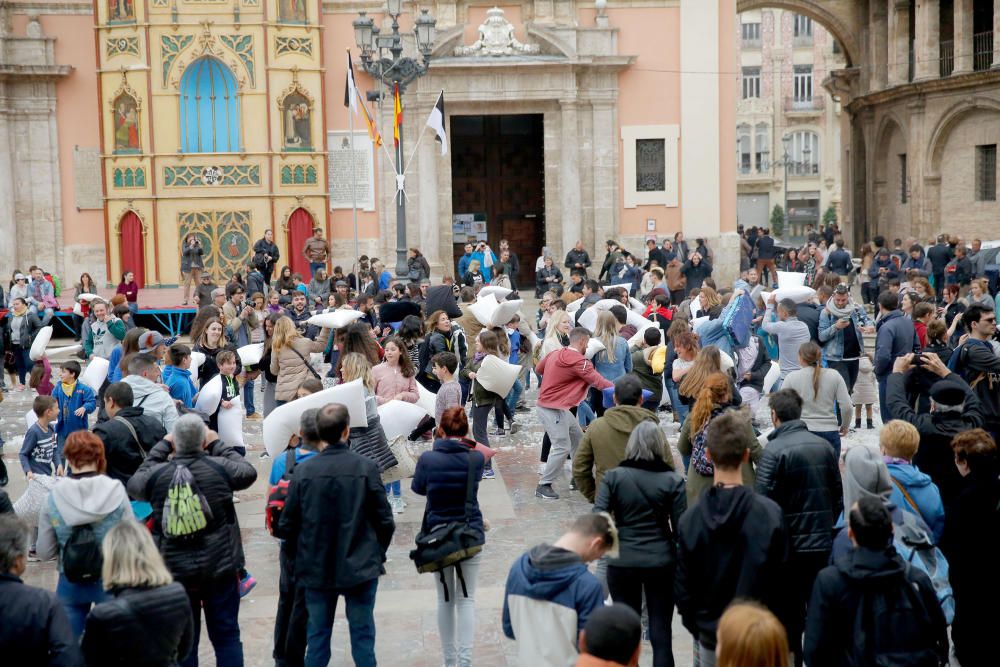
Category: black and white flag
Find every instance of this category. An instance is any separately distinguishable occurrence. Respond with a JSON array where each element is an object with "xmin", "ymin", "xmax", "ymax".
[{"xmin": 426, "ymin": 91, "xmax": 447, "ymax": 156}]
